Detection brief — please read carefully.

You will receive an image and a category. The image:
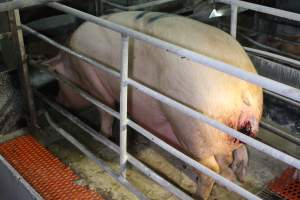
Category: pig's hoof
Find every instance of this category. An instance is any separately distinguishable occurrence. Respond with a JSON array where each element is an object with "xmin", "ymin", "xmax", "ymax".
[
  {"xmin": 220, "ymin": 167, "xmax": 237, "ymax": 182},
  {"xmin": 230, "ymin": 160, "xmax": 247, "ymax": 182},
  {"xmin": 100, "ymin": 124, "xmax": 113, "ymax": 138},
  {"xmin": 194, "ymin": 175, "xmax": 214, "ymax": 200}
]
